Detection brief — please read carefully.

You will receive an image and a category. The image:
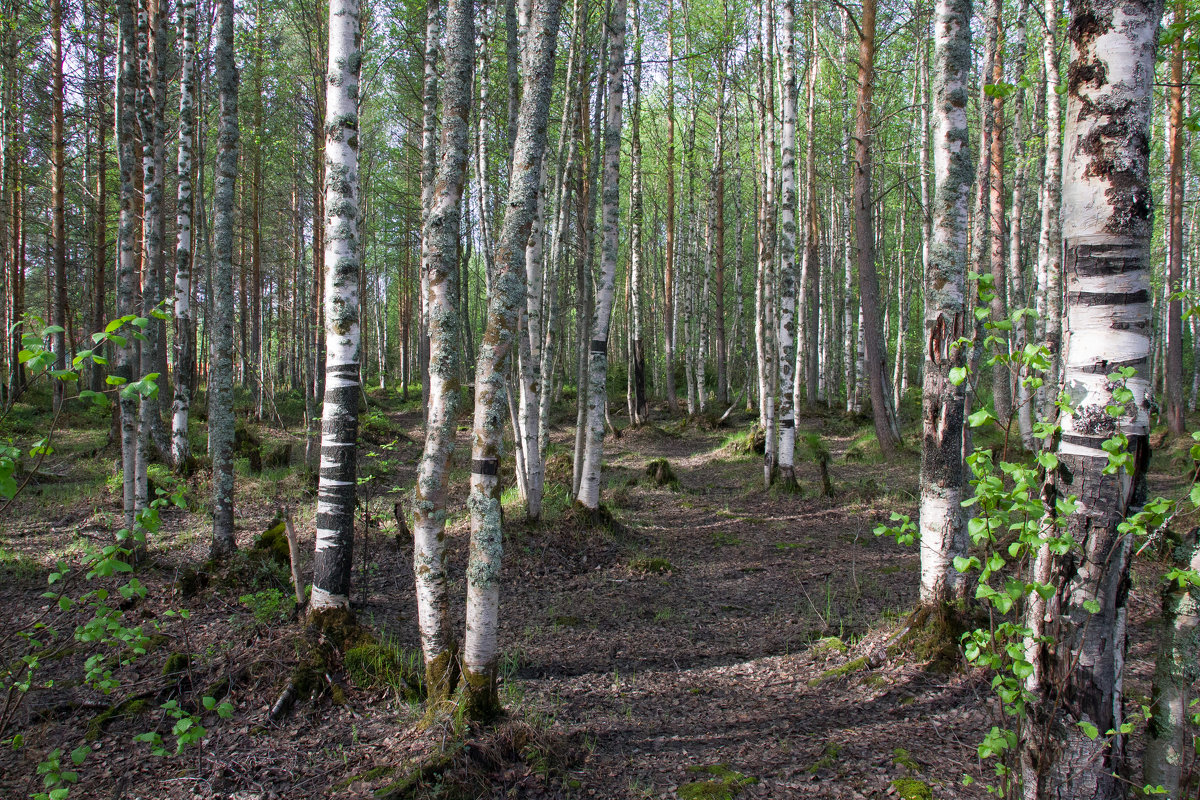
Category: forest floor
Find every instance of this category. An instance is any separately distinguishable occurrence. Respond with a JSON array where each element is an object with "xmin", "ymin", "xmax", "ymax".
[{"xmin": 0, "ymin": 387, "xmax": 1188, "ymax": 799}]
